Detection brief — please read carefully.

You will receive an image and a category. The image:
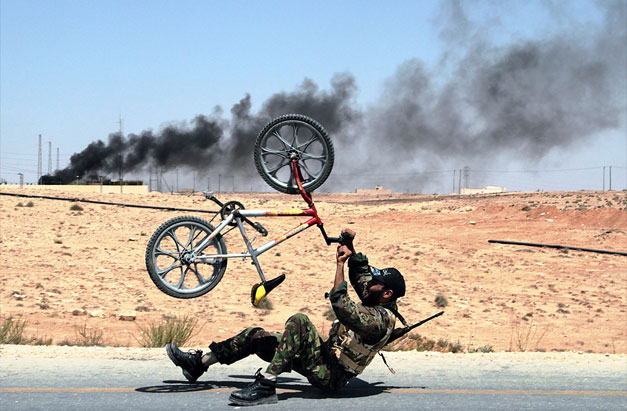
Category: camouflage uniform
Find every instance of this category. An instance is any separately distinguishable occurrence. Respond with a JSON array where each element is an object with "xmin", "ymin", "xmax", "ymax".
[{"xmin": 208, "ymin": 252, "xmax": 397, "ymax": 392}]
